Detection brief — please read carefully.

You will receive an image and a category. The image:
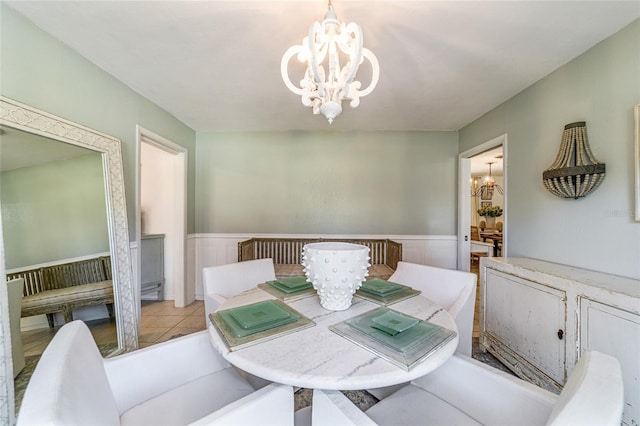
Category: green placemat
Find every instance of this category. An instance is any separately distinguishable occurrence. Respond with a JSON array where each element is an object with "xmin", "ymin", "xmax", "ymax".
[
  {"xmin": 329, "ymin": 306, "xmax": 456, "ymax": 371},
  {"xmin": 274, "ymin": 276, "xmax": 311, "ymax": 289},
  {"xmin": 223, "ymin": 300, "xmax": 298, "ymax": 336},
  {"xmin": 210, "ymin": 299, "xmax": 315, "ymax": 351},
  {"xmin": 258, "ymin": 281, "xmax": 317, "ymax": 301},
  {"xmin": 355, "ymin": 283, "xmax": 421, "ymax": 306},
  {"xmin": 371, "ymin": 310, "xmax": 420, "ymax": 336},
  {"xmin": 267, "ymin": 278, "xmax": 313, "ymax": 294},
  {"xmin": 359, "ymin": 279, "xmax": 407, "ymax": 296}
]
